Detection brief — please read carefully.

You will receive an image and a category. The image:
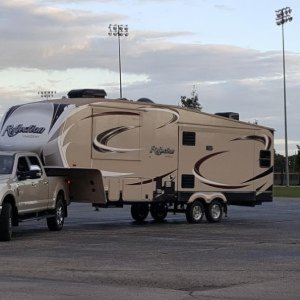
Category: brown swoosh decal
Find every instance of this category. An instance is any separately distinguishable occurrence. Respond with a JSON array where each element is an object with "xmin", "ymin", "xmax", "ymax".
[
  {"xmin": 127, "ymin": 169, "xmax": 177, "ymax": 186},
  {"xmin": 193, "ymin": 151, "xmax": 250, "ymax": 189},
  {"xmin": 93, "ymin": 126, "xmax": 140, "ymax": 153},
  {"xmin": 83, "ymin": 111, "xmax": 140, "ymax": 120},
  {"xmin": 231, "ymin": 135, "xmax": 272, "ymax": 150},
  {"xmin": 242, "ymin": 167, "xmax": 273, "ymax": 184}
]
